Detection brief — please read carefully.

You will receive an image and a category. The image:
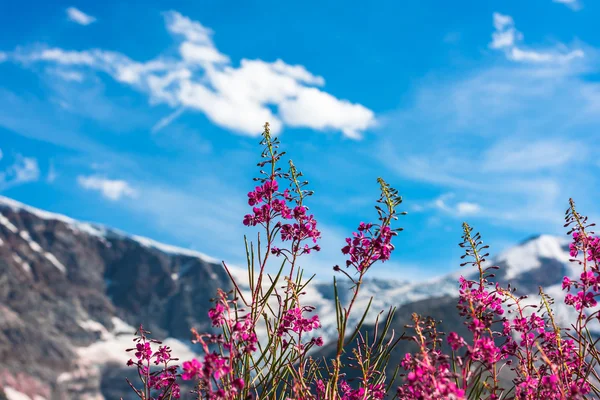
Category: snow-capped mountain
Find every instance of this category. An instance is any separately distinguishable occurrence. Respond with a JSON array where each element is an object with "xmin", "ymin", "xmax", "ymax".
[
  {"xmin": 0, "ymin": 195, "xmax": 583, "ymax": 399},
  {"xmin": 0, "ymin": 196, "xmax": 231, "ymax": 400}
]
